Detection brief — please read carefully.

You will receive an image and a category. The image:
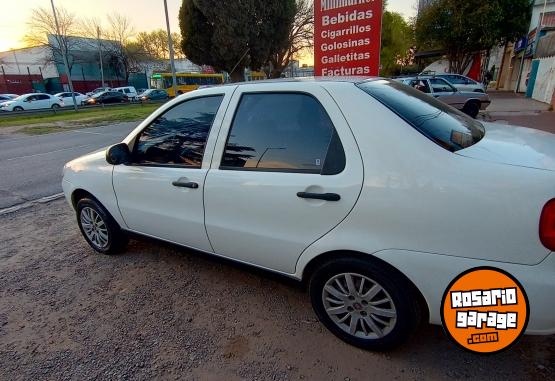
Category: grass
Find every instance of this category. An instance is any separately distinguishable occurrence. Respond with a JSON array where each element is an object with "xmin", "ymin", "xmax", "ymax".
[{"xmin": 0, "ymin": 103, "xmax": 162, "ymax": 134}]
